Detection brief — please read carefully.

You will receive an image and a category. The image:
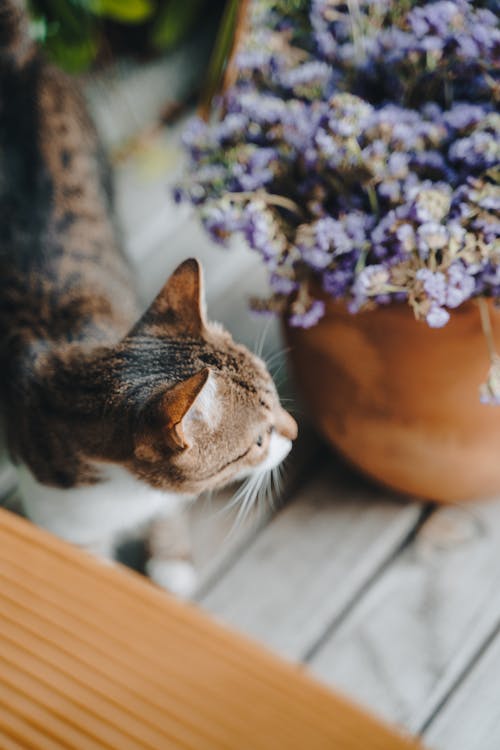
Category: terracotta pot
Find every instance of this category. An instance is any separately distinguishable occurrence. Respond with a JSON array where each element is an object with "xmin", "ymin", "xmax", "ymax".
[{"xmin": 285, "ymin": 297, "xmax": 500, "ymax": 503}]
